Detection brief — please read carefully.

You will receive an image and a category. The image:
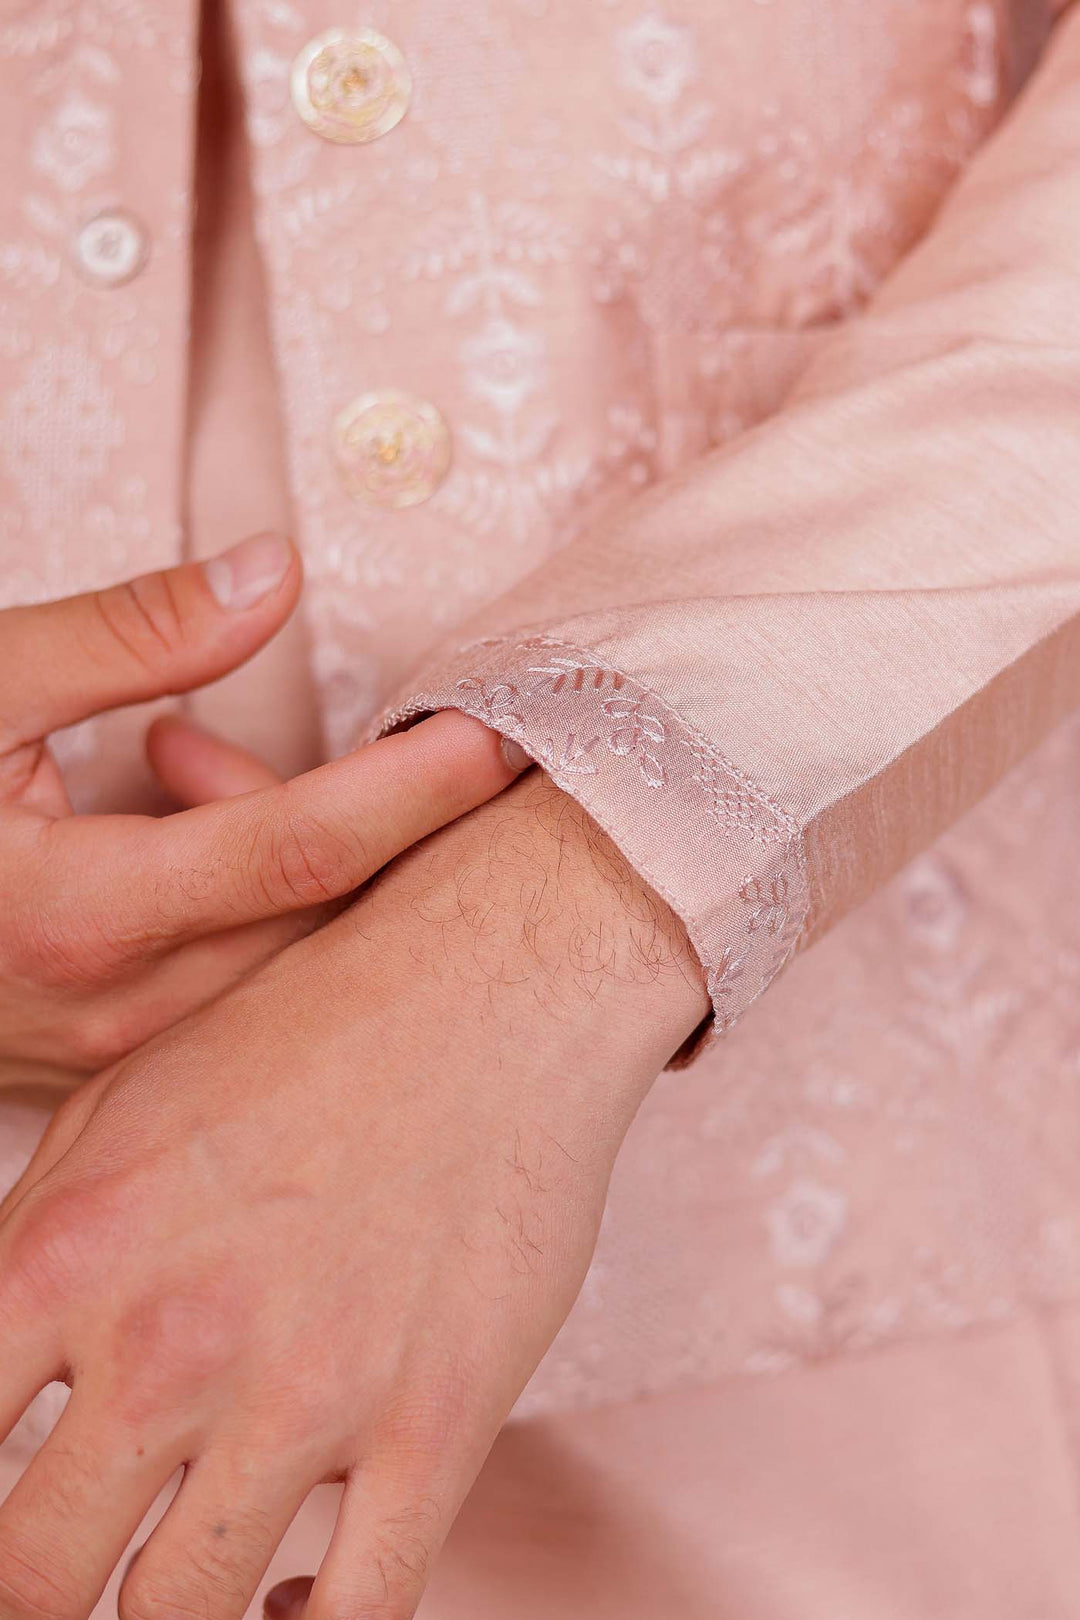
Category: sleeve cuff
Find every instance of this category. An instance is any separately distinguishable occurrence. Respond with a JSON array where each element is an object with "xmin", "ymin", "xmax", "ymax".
[{"xmin": 370, "ymin": 634, "xmax": 809, "ymax": 1066}]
